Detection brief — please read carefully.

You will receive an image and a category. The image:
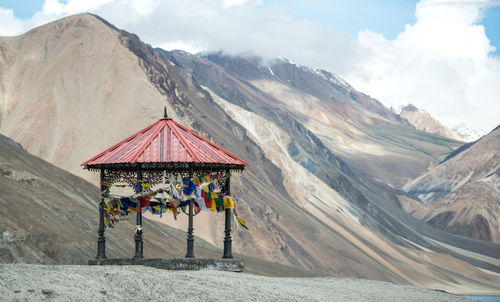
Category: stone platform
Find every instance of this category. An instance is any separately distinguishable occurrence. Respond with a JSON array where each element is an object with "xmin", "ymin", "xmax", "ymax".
[{"xmin": 88, "ymin": 258, "xmax": 244, "ymax": 272}]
